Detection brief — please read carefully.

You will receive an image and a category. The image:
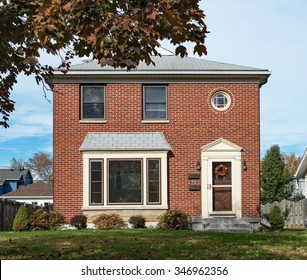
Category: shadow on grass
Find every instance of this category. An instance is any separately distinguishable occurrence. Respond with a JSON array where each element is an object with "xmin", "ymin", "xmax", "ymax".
[{"xmin": 0, "ymin": 229, "xmax": 307, "ymax": 260}]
